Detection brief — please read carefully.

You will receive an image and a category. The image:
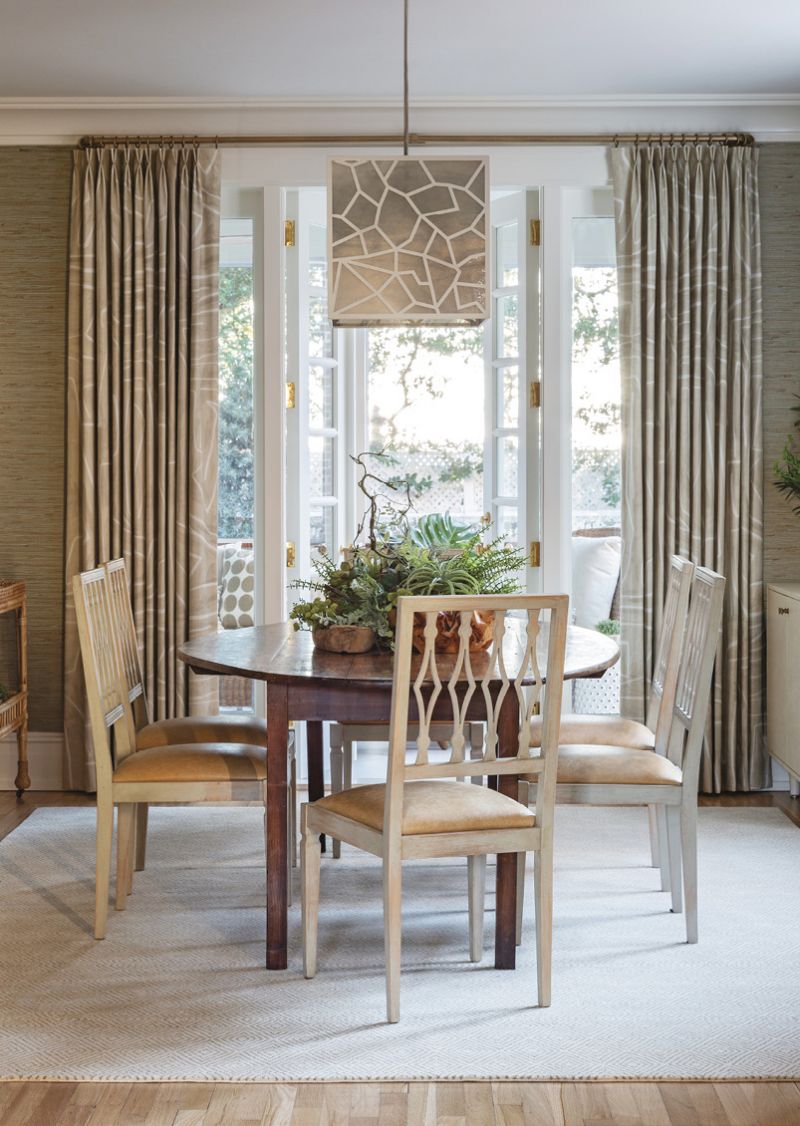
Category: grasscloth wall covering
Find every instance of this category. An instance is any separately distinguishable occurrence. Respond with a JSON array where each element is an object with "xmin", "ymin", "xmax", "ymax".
[
  {"xmin": 759, "ymin": 145, "xmax": 800, "ymax": 586},
  {"xmin": 0, "ymin": 147, "xmax": 71, "ymax": 732}
]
